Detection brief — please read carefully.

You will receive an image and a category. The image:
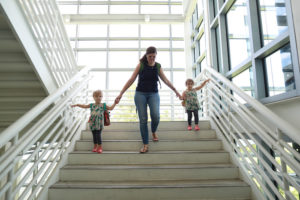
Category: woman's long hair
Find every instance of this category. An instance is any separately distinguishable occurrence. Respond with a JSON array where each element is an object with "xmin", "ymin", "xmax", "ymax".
[{"xmin": 139, "ymin": 46, "xmax": 157, "ymax": 64}]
